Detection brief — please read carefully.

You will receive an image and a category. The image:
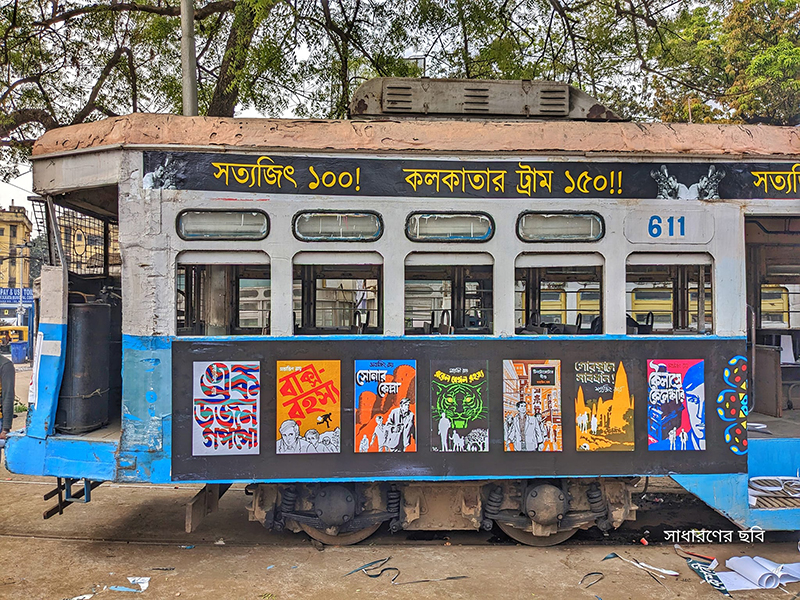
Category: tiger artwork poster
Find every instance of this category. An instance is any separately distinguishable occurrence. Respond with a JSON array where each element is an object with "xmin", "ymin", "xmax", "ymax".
[
  {"xmin": 276, "ymin": 360, "xmax": 341, "ymax": 454},
  {"xmin": 430, "ymin": 360, "xmax": 489, "ymax": 452},
  {"xmin": 354, "ymin": 360, "xmax": 417, "ymax": 453},
  {"xmin": 502, "ymin": 360, "xmax": 562, "ymax": 452},
  {"xmin": 574, "ymin": 361, "xmax": 635, "ymax": 451}
]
